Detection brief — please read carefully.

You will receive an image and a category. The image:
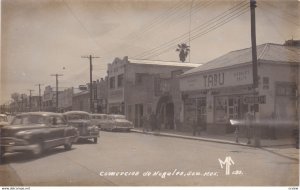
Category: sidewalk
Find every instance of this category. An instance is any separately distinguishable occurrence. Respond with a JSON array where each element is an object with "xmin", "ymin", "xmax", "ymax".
[{"xmin": 131, "ymin": 128, "xmax": 296, "ymax": 148}]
